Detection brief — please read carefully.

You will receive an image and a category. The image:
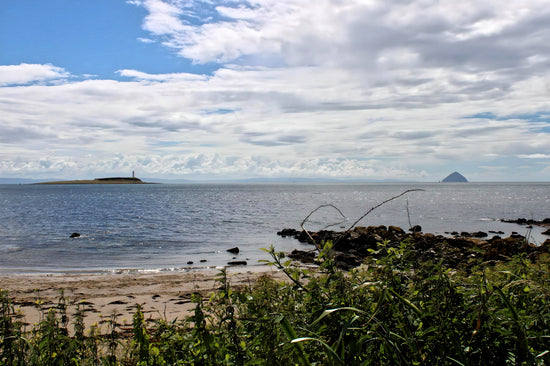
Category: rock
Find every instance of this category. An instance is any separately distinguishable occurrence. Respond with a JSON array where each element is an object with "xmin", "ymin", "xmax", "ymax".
[
  {"xmin": 334, "ymin": 252, "xmax": 363, "ymax": 270},
  {"xmin": 473, "ymin": 231, "xmax": 488, "ymax": 238},
  {"xmin": 460, "ymin": 232, "xmax": 472, "ymax": 237},
  {"xmin": 70, "ymin": 232, "xmax": 80, "ymax": 238},
  {"xmin": 200, "ymin": 259, "xmax": 207, "ymax": 262},
  {"xmin": 409, "ymin": 225, "xmax": 422, "ymax": 232},
  {"xmin": 277, "ymin": 228, "xmax": 300, "ymax": 237},
  {"xmin": 542, "ymin": 229, "xmax": 550, "ymax": 236},
  {"xmin": 288, "ymin": 249, "xmax": 316, "ymax": 264},
  {"xmin": 227, "ymin": 261, "xmax": 247, "ymax": 266},
  {"xmin": 279, "ymin": 224, "xmax": 550, "ymax": 271},
  {"xmin": 187, "ymin": 261, "xmax": 194, "ymax": 264},
  {"xmin": 227, "ymin": 247, "xmax": 240, "ymax": 254},
  {"xmin": 502, "ymin": 218, "xmax": 550, "ymax": 226}
]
